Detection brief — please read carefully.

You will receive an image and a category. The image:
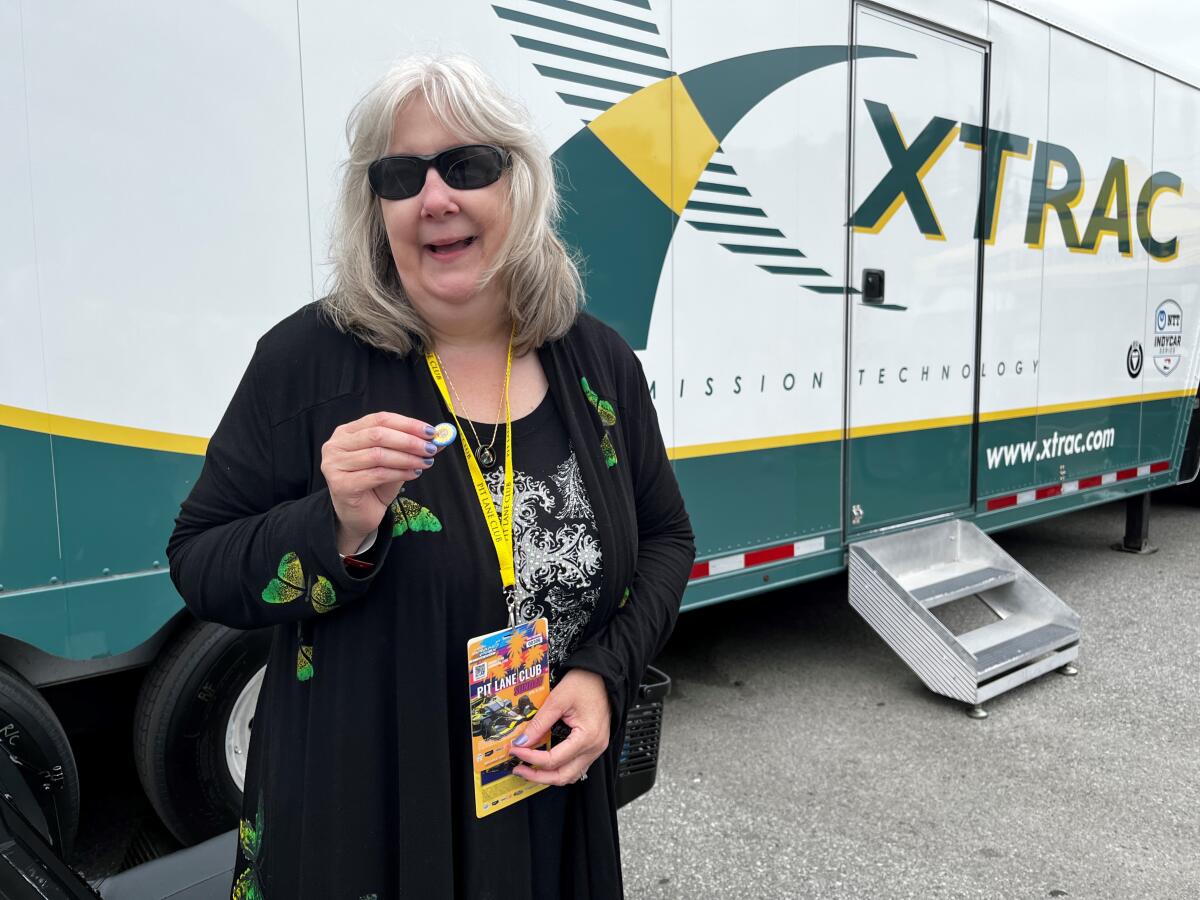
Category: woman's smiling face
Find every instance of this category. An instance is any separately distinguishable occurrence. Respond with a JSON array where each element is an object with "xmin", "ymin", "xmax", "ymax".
[{"xmin": 380, "ymin": 96, "xmax": 511, "ymax": 331}]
